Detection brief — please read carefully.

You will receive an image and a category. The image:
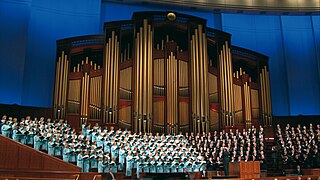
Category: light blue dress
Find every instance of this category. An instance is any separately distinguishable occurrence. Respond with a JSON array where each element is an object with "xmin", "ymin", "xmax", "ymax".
[
  {"xmin": 12, "ymin": 129, "xmax": 19, "ymax": 141},
  {"xmin": 48, "ymin": 141, "xmax": 55, "ymax": 156},
  {"xmin": 77, "ymin": 154, "xmax": 84, "ymax": 172},
  {"xmin": 118, "ymin": 149, "xmax": 126, "ymax": 171},
  {"xmin": 126, "ymin": 156, "xmax": 133, "ymax": 176},
  {"xmin": 63, "ymin": 147, "xmax": 70, "ymax": 162},
  {"xmin": 33, "ymin": 135, "xmax": 41, "ymax": 150},
  {"xmin": 83, "ymin": 155, "xmax": 90, "ymax": 172},
  {"xmin": 98, "ymin": 161, "xmax": 106, "ymax": 173},
  {"xmin": 150, "ymin": 162, "xmax": 157, "ymax": 173},
  {"xmin": 137, "ymin": 161, "xmax": 143, "ymax": 178}
]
